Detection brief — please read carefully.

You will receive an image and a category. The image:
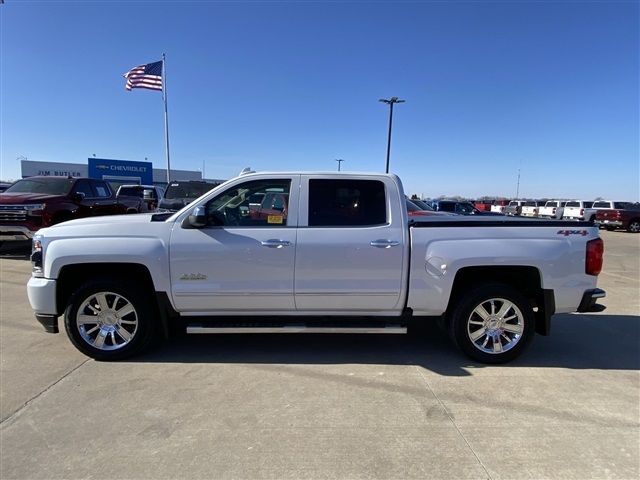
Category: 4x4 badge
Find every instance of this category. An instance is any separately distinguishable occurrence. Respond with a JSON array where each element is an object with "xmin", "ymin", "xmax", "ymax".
[{"xmin": 557, "ymin": 230, "xmax": 588, "ymax": 236}]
